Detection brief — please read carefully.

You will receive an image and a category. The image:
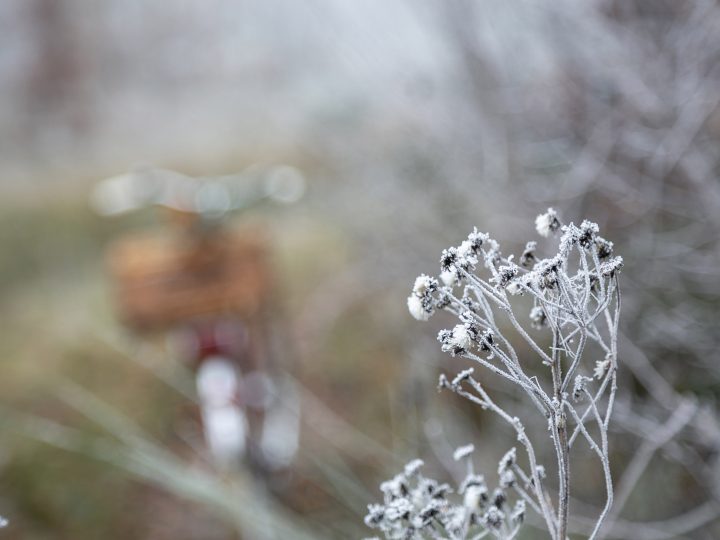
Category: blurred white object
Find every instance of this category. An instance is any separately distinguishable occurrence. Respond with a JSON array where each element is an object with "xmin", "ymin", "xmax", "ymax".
[
  {"xmin": 91, "ymin": 165, "xmax": 305, "ymax": 216},
  {"xmin": 89, "ymin": 173, "xmax": 141, "ymax": 215},
  {"xmin": 264, "ymin": 165, "xmax": 306, "ymax": 204},
  {"xmin": 259, "ymin": 381, "xmax": 300, "ymax": 470},
  {"xmin": 196, "ymin": 357, "xmax": 247, "ymax": 464}
]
